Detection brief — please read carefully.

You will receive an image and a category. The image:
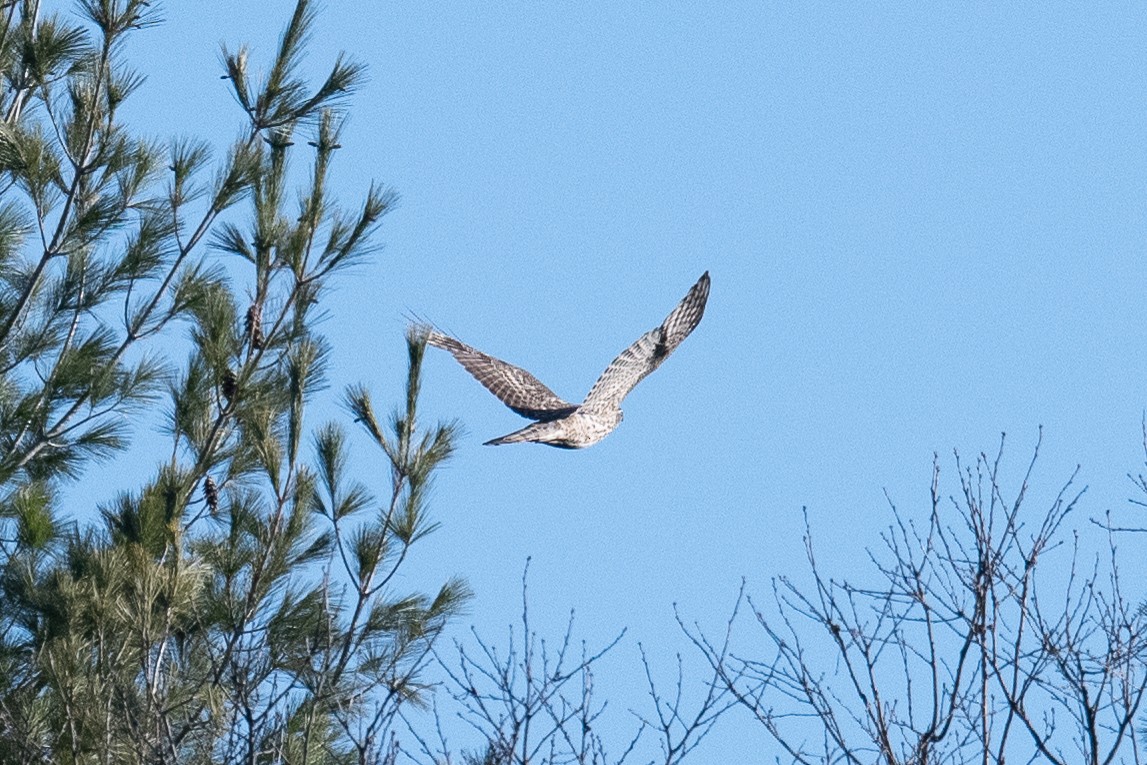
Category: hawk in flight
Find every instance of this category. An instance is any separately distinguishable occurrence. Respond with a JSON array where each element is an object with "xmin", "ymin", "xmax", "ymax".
[{"xmin": 423, "ymin": 271, "xmax": 710, "ymax": 448}]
